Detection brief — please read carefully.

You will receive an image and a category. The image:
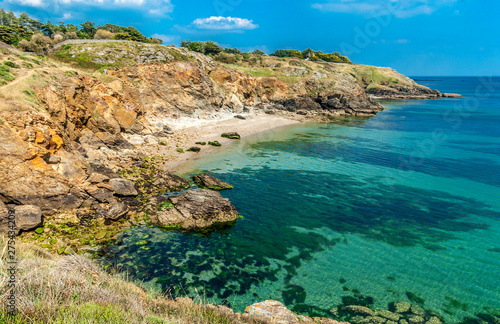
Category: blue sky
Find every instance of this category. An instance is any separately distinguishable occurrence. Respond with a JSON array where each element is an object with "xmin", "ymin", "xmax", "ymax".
[{"xmin": 1, "ymin": 0, "xmax": 499, "ymax": 76}]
